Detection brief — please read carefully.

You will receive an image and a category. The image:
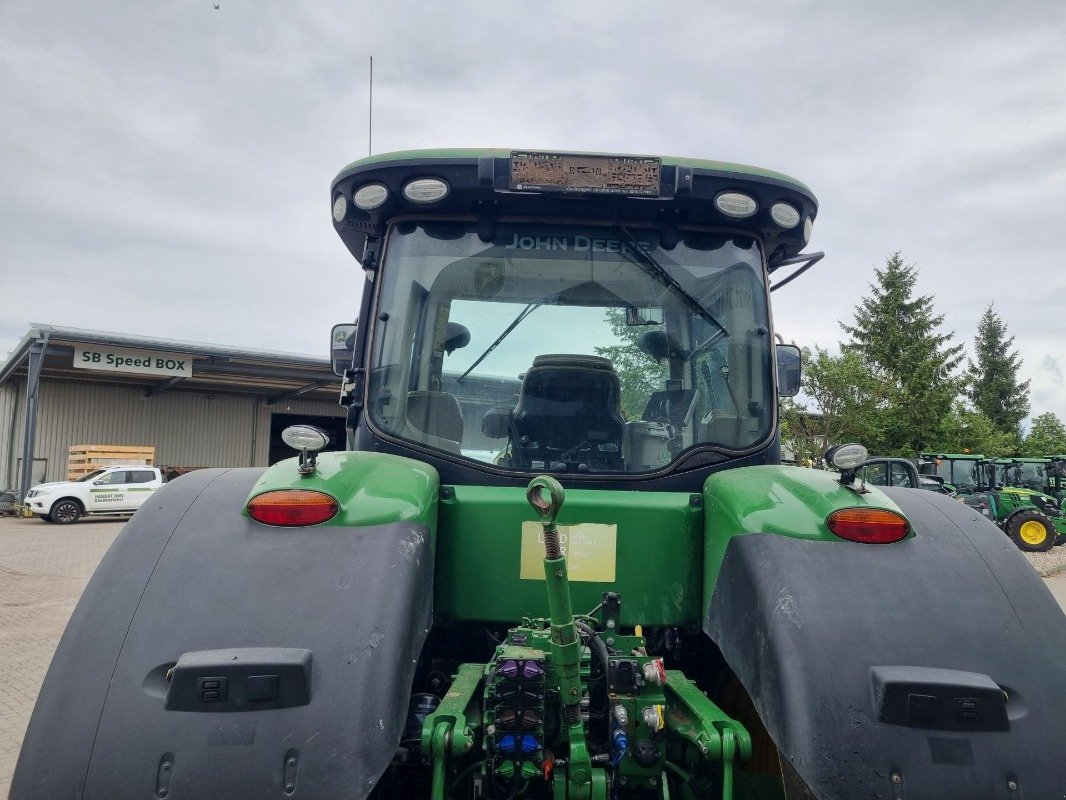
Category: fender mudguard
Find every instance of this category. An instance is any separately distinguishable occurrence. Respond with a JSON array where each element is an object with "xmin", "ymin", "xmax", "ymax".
[
  {"xmin": 706, "ymin": 487, "xmax": 1066, "ymax": 799},
  {"xmin": 12, "ymin": 465, "xmax": 436, "ymax": 800}
]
